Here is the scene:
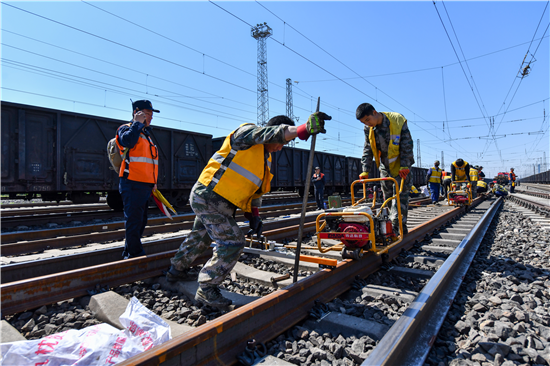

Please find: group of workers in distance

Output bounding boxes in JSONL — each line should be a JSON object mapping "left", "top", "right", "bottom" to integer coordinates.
{"left": 114, "top": 99, "right": 515, "bottom": 308}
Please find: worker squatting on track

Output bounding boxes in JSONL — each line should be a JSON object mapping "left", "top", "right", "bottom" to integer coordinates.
{"left": 116, "top": 100, "right": 160, "bottom": 259}
{"left": 164, "top": 112, "right": 332, "bottom": 307}
{"left": 356, "top": 103, "right": 415, "bottom": 236}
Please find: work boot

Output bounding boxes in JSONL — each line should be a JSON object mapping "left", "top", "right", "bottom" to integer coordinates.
{"left": 166, "top": 266, "right": 198, "bottom": 282}
{"left": 195, "top": 285, "right": 232, "bottom": 307}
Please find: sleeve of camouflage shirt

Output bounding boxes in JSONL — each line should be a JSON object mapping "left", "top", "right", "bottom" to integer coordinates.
{"left": 399, "top": 121, "right": 415, "bottom": 168}
{"left": 230, "top": 123, "right": 290, "bottom": 207}
{"left": 361, "top": 125, "right": 374, "bottom": 173}
{"left": 230, "top": 123, "right": 289, "bottom": 151}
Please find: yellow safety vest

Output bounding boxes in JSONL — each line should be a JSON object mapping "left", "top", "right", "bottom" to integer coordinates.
{"left": 452, "top": 160, "right": 469, "bottom": 181}
{"left": 469, "top": 168, "right": 479, "bottom": 181}
{"left": 369, "top": 112, "right": 406, "bottom": 177}
{"left": 198, "top": 124, "right": 273, "bottom": 212}
{"left": 410, "top": 186, "right": 419, "bottom": 194}
{"left": 428, "top": 167, "right": 442, "bottom": 183}
{"left": 477, "top": 181, "right": 487, "bottom": 188}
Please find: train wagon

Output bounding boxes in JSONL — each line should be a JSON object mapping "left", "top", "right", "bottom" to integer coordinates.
{"left": 520, "top": 170, "right": 550, "bottom": 184}
{"left": 1, "top": 101, "right": 212, "bottom": 210}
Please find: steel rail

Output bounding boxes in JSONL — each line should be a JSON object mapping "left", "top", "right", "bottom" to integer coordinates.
{"left": 116, "top": 200, "right": 481, "bottom": 366}
{"left": 1, "top": 215, "right": 322, "bottom": 284}
{"left": 0, "top": 205, "right": 324, "bottom": 257}
{"left": 363, "top": 197, "right": 501, "bottom": 366}
{"left": 1, "top": 200, "right": 334, "bottom": 244}
{"left": 0, "top": 203, "right": 110, "bottom": 217}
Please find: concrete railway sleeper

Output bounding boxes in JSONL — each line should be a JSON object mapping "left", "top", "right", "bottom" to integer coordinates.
{"left": 0, "top": 196, "right": 508, "bottom": 365}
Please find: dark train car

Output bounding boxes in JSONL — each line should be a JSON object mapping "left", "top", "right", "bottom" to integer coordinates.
{"left": 520, "top": 170, "right": 550, "bottom": 184}
{"left": 269, "top": 146, "right": 347, "bottom": 196}
{"left": 1, "top": 101, "right": 212, "bottom": 209}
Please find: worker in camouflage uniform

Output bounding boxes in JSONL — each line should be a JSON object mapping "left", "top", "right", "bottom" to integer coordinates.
{"left": 356, "top": 103, "right": 414, "bottom": 236}
{"left": 166, "top": 112, "right": 331, "bottom": 307}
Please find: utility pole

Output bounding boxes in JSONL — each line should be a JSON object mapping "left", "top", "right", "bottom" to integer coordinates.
{"left": 441, "top": 151, "right": 445, "bottom": 171}
{"left": 251, "top": 23, "right": 272, "bottom": 126}
{"left": 286, "top": 78, "right": 296, "bottom": 147}
{"left": 417, "top": 139, "right": 421, "bottom": 168}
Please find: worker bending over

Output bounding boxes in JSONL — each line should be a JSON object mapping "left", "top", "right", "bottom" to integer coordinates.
{"left": 451, "top": 159, "right": 471, "bottom": 193}
{"left": 469, "top": 165, "right": 479, "bottom": 198}
{"left": 165, "top": 112, "right": 331, "bottom": 307}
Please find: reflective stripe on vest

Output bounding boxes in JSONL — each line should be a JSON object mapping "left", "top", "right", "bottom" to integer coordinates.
{"left": 368, "top": 112, "right": 406, "bottom": 177}
{"left": 198, "top": 124, "right": 273, "bottom": 212}
{"left": 116, "top": 123, "right": 158, "bottom": 184}
{"left": 470, "top": 168, "right": 479, "bottom": 181}
{"left": 429, "top": 167, "right": 442, "bottom": 183}
{"left": 452, "top": 160, "right": 469, "bottom": 181}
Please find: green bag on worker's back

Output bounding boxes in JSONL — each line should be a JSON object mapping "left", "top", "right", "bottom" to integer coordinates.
{"left": 328, "top": 195, "right": 342, "bottom": 208}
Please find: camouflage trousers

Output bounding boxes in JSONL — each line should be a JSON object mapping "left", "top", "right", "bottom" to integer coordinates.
{"left": 170, "top": 182, "right": 245, "bottom": 286}
{"left": 379, "top": 169, "right": 412, "bottom": 229}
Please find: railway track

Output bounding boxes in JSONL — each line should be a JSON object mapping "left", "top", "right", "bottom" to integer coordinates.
{"left": 0, "top": 193, "right": 329, "bottom": 229}
{"left": 508, "top": 192, "right": 550, "bottom": 230}
{"left": 1, "top": 195, "right": 506, "bottom": 365}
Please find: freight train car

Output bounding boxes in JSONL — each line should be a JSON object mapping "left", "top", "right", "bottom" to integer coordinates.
{"left": 1, "top": 102, "right": 212, "bottom": 210}
{"left": 520, "top": 170, "right": 550, "bottom": 184}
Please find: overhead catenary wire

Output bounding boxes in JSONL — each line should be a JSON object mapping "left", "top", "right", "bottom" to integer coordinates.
{"left": 209, "top": 0, "right": 473, "bottom": 158}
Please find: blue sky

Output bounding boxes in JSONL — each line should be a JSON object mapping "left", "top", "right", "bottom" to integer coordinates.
{"left": 2, "top": 1, "right": 548, "bottom": 179}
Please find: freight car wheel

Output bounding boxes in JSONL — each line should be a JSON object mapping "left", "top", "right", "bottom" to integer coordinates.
{"left": 106, "top": 191, "right": 124, "bottom": 211}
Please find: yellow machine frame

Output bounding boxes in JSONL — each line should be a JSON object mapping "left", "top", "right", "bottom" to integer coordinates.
{"left": 447, "top": 180, "right": 472, "bottom": 206}
{"left": 286, "top": 177, "right": 404, "bottom": 259}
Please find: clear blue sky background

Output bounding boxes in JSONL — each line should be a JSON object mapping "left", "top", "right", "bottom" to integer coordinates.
{"left": 2, "top": 1, "right": 548, "bottom": 180}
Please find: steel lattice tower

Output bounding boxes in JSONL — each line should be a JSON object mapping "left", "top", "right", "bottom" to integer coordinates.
{"left": 251, "top": 23, "right": 272, "bottom": 126}
{"left": 286, "top": 78, "right": 296, "bottom": 147}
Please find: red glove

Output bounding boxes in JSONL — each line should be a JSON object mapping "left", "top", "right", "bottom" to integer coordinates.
{"left": 296, "top": 112, "right": 331, "bottom": 141}
{"left": 399, "top": 168, "right": 410, "bottom": 179}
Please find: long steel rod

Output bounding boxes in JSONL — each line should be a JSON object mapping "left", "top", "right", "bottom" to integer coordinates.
{"left": 293, "top": 97, "right": 320, "bottom": 283}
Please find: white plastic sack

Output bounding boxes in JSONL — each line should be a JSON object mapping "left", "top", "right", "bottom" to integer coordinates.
{"left": 420, "top": 185, "right": 429, "bottom": 197}
{"left": 1, "top": 297, "right": 171, "bottom": 366}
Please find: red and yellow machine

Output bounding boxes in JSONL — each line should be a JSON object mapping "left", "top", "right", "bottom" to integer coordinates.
{"left": 311, "top": 177, "right": 405, "bottom": 260}
{"left": 447, "top": 180, "right": 472, "bottom": 206}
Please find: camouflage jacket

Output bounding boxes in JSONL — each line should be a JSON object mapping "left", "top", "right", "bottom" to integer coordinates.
{"left": 361, "top": 113, "right": 415, "bottom": 173}
{"left": 196, "top": 123, "right": 290, "bottom": 208}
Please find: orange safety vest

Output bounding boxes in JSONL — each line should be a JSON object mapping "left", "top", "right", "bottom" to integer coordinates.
{"left": 198, "top": 124, "right": 273, "bottom": 212}
{"left": 116, "top": 123, "right": 158, "bottom": 184}
{"left": 509, "top": 171, "right": 517, "bottom": 181}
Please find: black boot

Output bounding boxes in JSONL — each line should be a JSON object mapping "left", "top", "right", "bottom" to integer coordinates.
{"left": 195, "top": 285, "right": 232, "bottom": 307}
{"left": 166, "top": 266, "right": 198, "bottom": 282}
